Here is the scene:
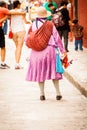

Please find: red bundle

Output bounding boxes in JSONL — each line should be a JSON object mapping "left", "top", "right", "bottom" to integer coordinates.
{"left": 62, "top": 54, "right": 73, "bottom": 68}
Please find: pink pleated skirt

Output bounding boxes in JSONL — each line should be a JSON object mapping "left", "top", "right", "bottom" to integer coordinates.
{"left": 26, "top": 45, "right": 63, "bottom": 82}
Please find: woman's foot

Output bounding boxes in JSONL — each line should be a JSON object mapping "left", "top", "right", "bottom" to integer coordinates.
{"left": 56, "top": 95, "right": 62, "bottom": 100}
{"left": 40, "top": 95, "right": 45, "bottom": 101}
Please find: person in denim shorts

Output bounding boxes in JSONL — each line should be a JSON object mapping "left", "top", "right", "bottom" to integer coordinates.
{"left": 0, "top": 1, "right": 10, "bottom": 69}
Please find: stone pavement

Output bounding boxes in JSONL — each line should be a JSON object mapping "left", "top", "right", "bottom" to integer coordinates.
{"left": 0, "top": 35, "right": 87, "bottom": 130}
{"left": 0, "top": 70, "right": 87, "bottom": 130}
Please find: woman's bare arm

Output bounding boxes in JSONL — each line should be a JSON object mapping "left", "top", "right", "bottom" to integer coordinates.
{"left": 22, "top": 14, "right": 31, "bottom": 24}
{"left": 0, "top": 15, "right": 8, "bottom": 23}
{"left": 9, "top": 10, "right": 26, "bottom": 15}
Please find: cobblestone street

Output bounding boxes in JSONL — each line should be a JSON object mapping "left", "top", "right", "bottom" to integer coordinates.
{"left": 0, "top": 36, "right": 87, "bottom": 130}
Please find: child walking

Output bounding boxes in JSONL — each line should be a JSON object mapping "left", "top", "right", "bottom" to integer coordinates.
{"left": 72, "top": 19, "right": 84, "bottom": 51}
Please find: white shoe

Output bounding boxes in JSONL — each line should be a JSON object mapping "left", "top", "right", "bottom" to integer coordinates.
{"left": 15, "top": 65, "right": 23, "bottom": 70}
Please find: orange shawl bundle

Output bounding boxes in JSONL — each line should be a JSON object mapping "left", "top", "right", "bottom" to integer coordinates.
{"left": 25, "top": 21, "right": 53, "bottom": 51}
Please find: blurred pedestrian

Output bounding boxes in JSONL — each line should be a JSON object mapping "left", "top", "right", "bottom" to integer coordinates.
{"left": 3, "top": 0, "right": 13, "bottom": 35}
{"left": 10, "top": 0, "right": 30, "bottom": 69}
{"left": 72, "top": 19, "right": 83, "bottom": 51}
{"left": 0, "top": 1, "right": 10, "bottom": 69}
{"left": 67, "top": 0, "right": 73, "bottom": 42}
{"left": 0, "top": 1, "right": 27, "bottom": 69}
{"left": 2, "top": 1, "right": 9, "bottom": 35}
{"left": 26, "top": 7, "right": 65, "bottom": 101}
{"left": 57, "top": 1, "right": 70, "bottom": 52}
{"left": 0, "top": 0, "right": 26, "bottom": 69}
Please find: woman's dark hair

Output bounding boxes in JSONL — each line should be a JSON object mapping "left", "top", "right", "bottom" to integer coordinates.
{"left": 60, "top": 1, "right": 68, "bottom": 6}
{"left": 0, "top": 1, "right": 6, "bottom": 7}
{"left": 48, "top": 3, "right": 53, "bottom": 7}
{"left": 48, "top": 3, "right": 56, "bottom": 14}
{"left": 13, "top": 0, "right": 21, "bottom": 9}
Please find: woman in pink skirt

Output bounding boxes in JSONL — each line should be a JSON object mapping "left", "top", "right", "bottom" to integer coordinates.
{"left": 26, "top": 7, "right": 65, "bottom": 101}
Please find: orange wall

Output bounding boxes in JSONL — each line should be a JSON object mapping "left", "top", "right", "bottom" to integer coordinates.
{"left": 78, "top": 0, "right": 87, "bottom": 48}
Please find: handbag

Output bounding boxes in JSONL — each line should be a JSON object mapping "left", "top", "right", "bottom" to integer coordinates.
{"left": 8, "top": 18, "right": 13, "bottom": 39}
{"left": 8, "top": 30, "right": 13, "bottom": 39}
{"left": 56, "top": 48, "right": 64, "bottom": 74}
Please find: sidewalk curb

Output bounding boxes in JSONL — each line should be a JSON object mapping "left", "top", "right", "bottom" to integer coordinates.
{"left": 64, "top": 71, "right": 87, "bottom": 97}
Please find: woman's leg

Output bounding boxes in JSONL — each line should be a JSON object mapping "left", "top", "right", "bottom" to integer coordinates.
{"left": 63, "top": 30, "right": 69, "bottom": 52}
{"left": 79, "top": 39, "right": 83, "bottom": 50}
{"left": 15, "top": 42, "right": 23, "bottom": 64}
{"left": 1, "top": 47, "right": 6, "bottom": 62}
{"left": 52, "top": 79, "right": 62, "bottom": 100}
{"left": 75, "top": 40, "right": 78, "bottom": 51}
{"left": 38, "top": 81, "right": 45, "bottom": 100}
{"left": 13, "top": 31, "right": 25, "bottom": 69}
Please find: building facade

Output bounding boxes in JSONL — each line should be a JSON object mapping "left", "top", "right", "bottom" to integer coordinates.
{"left": 76, "top": 0, "right": 87, "bottom": 48}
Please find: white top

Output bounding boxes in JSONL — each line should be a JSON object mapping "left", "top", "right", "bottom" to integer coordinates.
{"left": 11, "top": 9, "right": 25, "bottom": 33}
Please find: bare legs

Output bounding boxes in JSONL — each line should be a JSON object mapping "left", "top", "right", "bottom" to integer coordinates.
{"left": 1, "top": 47, "right": 6, "bottom": 62}
{"left": 13, "top": 31, "right": 25, "bottom": 69}
{"left": 15, "top": 42, "right": 23, "bottom": 65}
{"left": 0, "top": 47, "right": 10, "bottom": 69}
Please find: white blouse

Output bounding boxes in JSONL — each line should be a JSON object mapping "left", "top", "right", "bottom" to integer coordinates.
{"left": 11, "top": 9, "right": 25, "bottom": 33}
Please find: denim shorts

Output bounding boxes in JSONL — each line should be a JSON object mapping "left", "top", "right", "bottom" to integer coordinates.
{"left": 0, "top": 27, "right": 5, "bottom": 48}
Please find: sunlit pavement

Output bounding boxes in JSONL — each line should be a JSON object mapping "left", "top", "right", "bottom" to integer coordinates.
{"left": 64, "top": 41, "right": 87, "bottom": 97}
